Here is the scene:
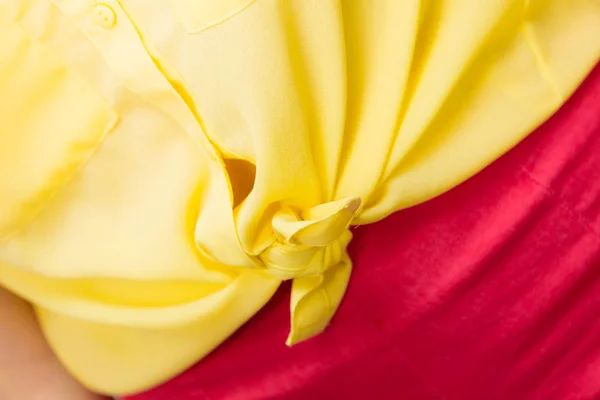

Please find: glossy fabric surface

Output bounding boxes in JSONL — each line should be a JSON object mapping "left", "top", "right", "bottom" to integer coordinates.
{"left": 0, "top": 0, "right": 599, "bottom": 394}
{"left": 128, "top": 62, "right": 600, "bottom": 400}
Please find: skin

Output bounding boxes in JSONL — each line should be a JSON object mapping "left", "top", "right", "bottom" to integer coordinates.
{"left": 0, "top": 286, "right": 110, "bottom": 400}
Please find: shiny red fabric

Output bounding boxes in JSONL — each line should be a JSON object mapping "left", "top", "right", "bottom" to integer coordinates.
{"left": 126, "top": 63, "right": 600, "bottom": 400}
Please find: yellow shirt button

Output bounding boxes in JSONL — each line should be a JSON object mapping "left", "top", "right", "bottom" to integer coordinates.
{"left": 93, "top": 4, "right": 116, "bottom": 29}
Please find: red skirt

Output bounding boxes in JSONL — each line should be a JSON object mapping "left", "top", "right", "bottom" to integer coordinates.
{"left": 126, "top": 62, "right": 600, "bottom": 400}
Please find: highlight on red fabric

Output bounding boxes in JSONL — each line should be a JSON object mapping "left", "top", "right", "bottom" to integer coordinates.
{"left": 126, "top": 62, "right": 600, "bottom": 400}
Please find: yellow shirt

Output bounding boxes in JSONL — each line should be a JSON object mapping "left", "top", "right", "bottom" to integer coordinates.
{"left": 1, "top": 0, "right": 599, "bottom": 395}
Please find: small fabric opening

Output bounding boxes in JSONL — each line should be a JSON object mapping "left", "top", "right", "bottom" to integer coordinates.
{"left": 224, "top": 157, "right": 256, "bottom": 208}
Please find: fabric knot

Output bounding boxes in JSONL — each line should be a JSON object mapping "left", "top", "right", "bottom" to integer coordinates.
{"left": 257, "top": 197, "right": 361, "bottom": 280}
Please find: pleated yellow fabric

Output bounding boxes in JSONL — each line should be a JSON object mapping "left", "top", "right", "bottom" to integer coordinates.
{"left": 0, "top": 0, "right": 599, "bottom": 395}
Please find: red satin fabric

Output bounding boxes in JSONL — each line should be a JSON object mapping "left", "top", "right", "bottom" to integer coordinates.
{"left": 126, "top": 62, "right": 600, "bottom": 400}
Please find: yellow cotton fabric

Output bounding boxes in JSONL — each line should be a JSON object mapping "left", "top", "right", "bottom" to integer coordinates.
{"left": 0, "top": 0, "right": 599, "bottom": 395}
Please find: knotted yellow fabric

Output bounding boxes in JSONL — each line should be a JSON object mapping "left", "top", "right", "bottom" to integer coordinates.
{"left": 255, "top": 197, "right": 360, "bottom": 344}
{"left": 0, "top": 0, "right": 599, "bottom": 395}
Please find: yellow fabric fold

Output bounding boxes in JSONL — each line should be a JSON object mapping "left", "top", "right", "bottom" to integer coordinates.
{"left": 287, "top": 259, "right": 352, "bottom": 346}
{"left": 0, "top": 0, "right": 599, "bottom": 395}
{"left": 0, "top": 14, "right": 119, "bottom": 238}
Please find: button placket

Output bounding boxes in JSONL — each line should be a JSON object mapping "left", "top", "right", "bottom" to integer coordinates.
{"left": 51, "top": 0, "right": 203, "bottom": 141}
